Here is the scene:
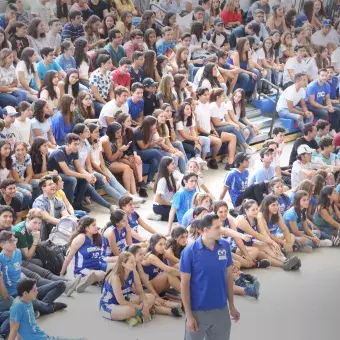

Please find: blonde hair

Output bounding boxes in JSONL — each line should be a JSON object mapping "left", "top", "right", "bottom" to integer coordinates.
{"left": 26, "top": 208, "right": 44, "bottom": 221}
{"left": 159, "top": 74, "right": 174, "bottom": 102}
{"left": 192, "top": 192, "right": 210, "bottom": 207}
{"left": 0, "top": 48, "right": 12, "bottom": 67}
{"left": 108, "top": 251, "right": 134, "bottom": 286}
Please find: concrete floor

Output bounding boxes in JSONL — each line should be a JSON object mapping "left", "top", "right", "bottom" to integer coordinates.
{"left": 38, "top": 143, "right": 340, "bottom": 340}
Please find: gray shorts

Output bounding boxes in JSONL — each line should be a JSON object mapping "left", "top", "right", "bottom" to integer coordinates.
{"left": 184, "top": 307, "right": 231, "bottom": 340}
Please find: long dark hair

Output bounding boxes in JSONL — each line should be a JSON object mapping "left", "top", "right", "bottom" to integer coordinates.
{"left": 68, "top": 216, "right": 102, "bottom": 248}
{"left": 240, "top": 199, "right": 257, "bottom": 215}
{"left": 20, "top": 47, "right": 35, "bottom": 74}
{"left": 77, "top": 91, "right": 95, "bottom": 120}
{"left": 146, "top": 233, "right": 166, "bottom": 260}
{"left": 59, "top": 94, "right": 75, "bottom": 126}
{"left": 74, "top": 38, "right": 89, "bottom": 68}
{"left": 106, "top": 209, "right": 126, "bottom": 228}
{"left": 144, "top": 28, "right": 157, "bottom": 52}
{"left": 162, "top": 11, "right": 176, "bottom": 27}
{"left": 116, "top": 112, "right": 134, "bottom": 142}
{"left": 101, "top": 13, "right": 118, "bottom": 38}
{"left": 0, "top": 140, "right": 12, "bottom": 170}
{"left": 137, "top": 10, "right": 155, "bottom": 31}
{"left": 231, "top": 88, "right": 246, "bottom": 119}
{"left": 156, "top": 55, "right": 167, "bottom": 78}
{"left": 106, "top": 122, "right": 122, "bottom": 149}
{"left": 303, "top": 0, "right": 314, "bottom": 22}
{"left": 198, "top": 63, "right": 220, "bottom": 88}
{"left": 28, "top": 18, "right": 46, "bottom": 39}
{"left": 259, "top": 194, "right": 280, "bottom": 225}
{"left": 29, "top": 137, "right": 48, "bottom": 173}
{"left": 87, "top": 122, "right": 100, "bottom": 145}
{"left": 175, "top": 46, "right": 189, "bottom": 71}
{"left": 236, "top": 37, "right": 249, "bottom": 63}
{"left": 154, "top": 156, "right": 177, "bottom": 194}
{"left": 139, "top": 116, "right": 157, "bottom": 144}
{"left": 318, "top": 185, "right": 335, "bottom": 211}
{"left": 165, "top": 226, "right": 187, "bottom": 259}
{"left": 33, "top": 99, "right": 48, "bottom": 123}
{"left": 56, "top": 0, "right": 68, "bottom": 19}
{"left": 262, "top": 36, "right": 274, "bottom": 59}
{"left": 292, "top": 190, "right": 308, "bottom": 218}
{"left": 38, "top": 70, "right": 58, "bottom": 100}
{"left": 174, "top": 74, "right": 187, "bottom": 104}
{"left": 313, "top": 174, "right": 326, "bottom": 197}
{"left": 285, "top": 8, "right": 296, "bottom": 29}
{"left": 0, "top": 27, "right": 9, "bottom": 49}
{"left": 143, "top": 50, "right": 157, "bottom": 79}
{"left": 190, "top": 22, "right": 203, "bottom": 42}
{"left": 64, "top": 69, "right": 80, "bottom": 98}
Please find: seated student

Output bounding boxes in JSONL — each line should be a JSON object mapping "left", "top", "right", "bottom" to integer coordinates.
{"left": 15, "top": 47, "right": 40, "bottom": 103}
{"left": 12, "top": 208, "right": 44, "bottom": 267}
{"left": 282, "top": 45, "right": 309, "bottom": 90}
{"left": 0, "top": 230, "right": 67, "bottom": 315}
{"left": 104, "top": 28, "right": 126, "bottom": 68}
{"left": 236, "top": 199, "right": 300, "bottom": 270}
{"left": 0, "top": 205, "right": 15, "bottom": 232}
{"left": 315, "top": 119, "right": 331, "bottom": 143}
{"left": 156, "top": 26, "right": 176, "bottom": 58}
{"left": 39, "top": 70, "right": 61, "bottom": 115}
{"left": 57, "top": 69, "right": 85, "bottom": 101}
{"left": 269, "top": 177, "right": 291, "bottom": 215}
{"left": 250, "top": 9, "right": 269, "bottom": 42}
{"left": 313, "top": 136, "right": 340, "bottom": 171}
{"left": 326, "top": 66, "right": 340, "bottom": 110}
{"left": 55, "top": 40, "right": 77, "bottom": 72}
{"left": 167, "top": 172, "right": 198, "bottom": 235}
{"left": 127, "top": 82, "right": 144, "bottom": 126}
{"left": 0, "top": 180, "right": 23, "bottom": 225}
{"left": 98, "top": 86, "right": 129, "bottom": 134}
{"left": 61, "top": 10, "right": 85, "bottom": 42}
{"left": 219, "top": 152, "right": 250, "bottom": 206}
{"left": 9, "top": 278, "right": 84, "bottom": 339}
{"left": 32, "top": 176, "right": 69, "bottom": 241}
{"left": 165, "top": 227, "right": 188, "bottom": 267}
{"left": 112, "top": 57, "right": 131, "bottom": 89}
{"left": 61, "top": 216, "right": 110, "bottom": 293}
{"left": 89, "top": 54, "right": 114, "bottom": 117}
{"left": 314, "top": 185, "right": 340, "bottom": 244}
{"left": 46, "top": 18, "right": 62, "bottom": 55}
{"left": 221, "top": 0, "right": 242, "bottom": 28}
{"left": 2, "top": 107, "right": 22, "bottom": 149}
{"left": 248, "top": 147, "right": 281, "bottom": 186}
{"left": 129, "top": 51, "right": 145, "bottom": 86}
{"left": 99, "top": 251, "right": 155, "bottom": 325}
{"left": 13, "top": 102, "right": 32, "bottom": 146}
{"left": 102, "top": 209, "right": 132, "bottom": 258}
{"left": 205, "top": 18, "right": 230, "bottom": 53}
{"left": 306, "top": 68, "right": 340, "bottom": 133}
{"left": 47, "top": 133, "right": 96, "bottom": 212}
{"left": 119, "top": 195, "right": 157, "bottom": 243}
{"left": 229, "top": 22, "right": 260, "bottom": 50}
{"left": 289, "top": 123, "right": 319, "bottom": 166}
{"left": 31, "top": 99, "right": 57, "bottom": 150}
{"left": 277, "top": 73, "right": 314, "bottom": 132}
{"left": 143, "top": 78, "right": 159, "bottom": 117}
{"left": 283, "top": 190, "right": 331, "bottom": 252}
{"left": 9, "top": 21, "right": 29, "bottom": 62}
{"left": 74, "top": 91, "right": 98, "bottom": 125}
{"left": 123, "top": 29, "right": 144, "bottom": 60}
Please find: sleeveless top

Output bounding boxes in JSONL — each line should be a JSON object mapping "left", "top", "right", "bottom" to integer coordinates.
{"left": 101, "top": 225, "right": 127, "bottom": 258}
{"left": 313, "top": 207, "right": 338, "bottom": 234}
{"left": 237, "top": 214, "right": 257, "bottom": 246}
{"left": 100, "top": 271, "right": 134, "bottom": 307}
{"left": 142, "top": 255, "right": 167, "bottom": 280}
{"left": 74, "top": 236, "right": 102, "bottom": 275}
{"left": 127, "top": 211, "right": 140, "bottom": 244}
{"left": 103, "top": 141, "right": 118, "bottom": 168}
{"left": 267, "top": 220, "right": 281, "bottom": 236}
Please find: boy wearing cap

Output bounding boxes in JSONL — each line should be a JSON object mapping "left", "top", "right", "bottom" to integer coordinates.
{"left": 143, "top": 78, "right": 159, "bottom": 117}
{"left": 2, "top": 107, "right": 22, "bottom": 149}
{"left": 311, "top": 20, "right": 337, "bottom": 50}
{"left": 111, "top": 57, "right": 132, "bottom": 90}
{"left": 206, "top": 18, "right": 230, "bottom": 53}
{"left": 219, "top": 152, "right": 250, "bottom": 206}
{"left": 248, "top": 147, "right": 280, "bottom": 186}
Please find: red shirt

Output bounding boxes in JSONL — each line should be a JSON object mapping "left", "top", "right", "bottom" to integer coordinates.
{"left": 112, "top": 69, "right": 131, "bottom": 88}
{"left": 221, "top": 10, "right": 242, "bottom": 25}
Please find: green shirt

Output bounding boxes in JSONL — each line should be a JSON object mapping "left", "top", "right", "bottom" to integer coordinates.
{"left": 12, "top": 221, "right": 33, "bottom": 250}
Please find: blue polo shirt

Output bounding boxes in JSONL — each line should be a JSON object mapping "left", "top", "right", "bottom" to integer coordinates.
{"left": 328, "top": 77, "right": 338, "bottom": 100}
{"left": 0, "top": 249, "right": 22, "bottom": 296}
{"left": 306, "top": 80, "right": 331, "bottom": 106}
{"left": 127, "top": 97, "right": 144, "bottom": 121}
{"left": 180, "top": 237, "right": 233, "bottom": 311}
{"left": 172, "top": 187, "right": 197, "bottom": 224}
{"left": 224, "top": 168, "right": 249, "bottom": 206}
{"left": 31, "top": 60, "right": 62, "bottom": 89}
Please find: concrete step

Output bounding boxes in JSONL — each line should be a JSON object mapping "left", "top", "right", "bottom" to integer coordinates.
{"left": 248, "top": 116, "right": 272, "bottom": 128}
{"left": 250, "top": 118, "right": 283, "bottom": 145}
{"left": 245, "top": 107, "right": 263, "bottom": 119}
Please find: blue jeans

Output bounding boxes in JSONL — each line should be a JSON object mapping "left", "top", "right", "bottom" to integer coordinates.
{"left": 216, "top": 125, "right": 253, "bottom": 145}
{"left": 0, "top": 311, "right": 9, "bottom": 337}
{"left": 16, "top": 186, "right": 32, "bottom": 209}
{"left": 278, "top": 107, "right": 314, "bottom": 131}
{"left": 86, "top": 183, "right": 112, "bottom": 209}
{"left": 153, "top": 204, "right": 178, "bottom": 222}
{"left": 137, "top": 148, "right": 163, "bottom": 183}
{"left": 0, "top": 296, "right": 13, "bottom": 312}
{"left": 93, "top": 101, "right": 104, "bottom": 118}
{"left": 307, "top": 105, "right": 340, "bottom": 132}
{"left": 189, "top": 63, "right": 201, "bottom": 83}
{"left": 159, "top": 149, "right": 186, "bottom": 174}
{"left": 172, "top": 141, "right": 188, "bottom": 163}
{"left": 59, "top": 174, "right": 88, "bottom": 206}
{"left": 94, "top": 171, "right": 127, "bottom": 201}
{"left": 0, "top": 89, "right": 27, "bottom": 107}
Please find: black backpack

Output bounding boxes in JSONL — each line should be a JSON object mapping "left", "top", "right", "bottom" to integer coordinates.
{"left": 36, "top": 240, "right": 66, "bottom": 275}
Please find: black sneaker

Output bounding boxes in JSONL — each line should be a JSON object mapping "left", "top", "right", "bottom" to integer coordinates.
{"left": 291, "top": 258, "right": 301, "bottom": 270}
{"left": 140, "top": 180, "right": 147, "bottom": 189}
{"left": 281, "top": 247, "right": 288, "bottom": 257}
{"left": 52, "top": 302, "right": 67, "bottom": 312}
{"left": 292, "top": 244, "right": 299, "bottom": 252}
{"left": 282, "top": 255, "right": 299, "bottom": 271}
{"left": 255, "top": 259, "right": 271, "bottom": 268}
{"left": 208, "top": 159, "right": 218, "bottom": 169}
{"left": 138, "top": 187, "right": 148, "bottom": 198}
{"left": 224, "top": 163, "right": 232, "bottom": 171}
{"left": 241, "top": 273, "right": 258, "bottom": 284}
{"left": 170, "top": 307, "right": 182, "bottom": 317}
{"left": 74, "top": 204, "right": 90, "bottom": 213}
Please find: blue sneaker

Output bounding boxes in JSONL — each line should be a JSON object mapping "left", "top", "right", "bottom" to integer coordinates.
{"left": 244, "top": 281, "right": 260, "bottom": 299}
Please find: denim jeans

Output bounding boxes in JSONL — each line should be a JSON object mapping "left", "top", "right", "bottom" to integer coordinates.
{"left": 182, "top": 136, "right": 210, "bottom": 158}
{"left": 189, "top": 63, "right": 201, "bottom": 83}
{"left": 137, "top": 148, "right": 163, "bottom": 183}
{"left": 93, "top": 101, "right": 104, "bottom": 118}
{"left": 0, "top": 311, "right": 9, "bottom": 338}
{"left": 153, "top": 204, "right": 178, "bottom": 222}
{"left": 59, "top": 174, "right": 88, "bottom": 206}
{"left": 0, "top": 296, "right": 13, "bottom": 312}
{"left": 94, "top": 171, "right": 127, "bottom": 201}
{"left": 16, "top": 186, "right": 32, "bottom": 209}
{"left": 172, "top": 141, "right": 188, "bottom": 163}
{"left": 278, "top": 107, "right": 314, "bottom": 131}
{"left": 307, "top": 105, "right": 340, "bottom": 132}
{"left": 216, "top": 125, "right": 253, "bottom": 145}
{"left": 86, "top": 183, "right": 112, "bottom": 209}
{"left": 159, "top": 149, "right": 186, "bottom": 174}
{"left": 0, "top": 90, "right": 27, "bottom": 107}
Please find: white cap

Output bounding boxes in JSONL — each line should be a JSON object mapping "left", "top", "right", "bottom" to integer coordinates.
{"left": 297, "top": 144, "right": 314, "bottom": 155}
{"left": 4, "top": 106, "right": 18, "bottom": 116}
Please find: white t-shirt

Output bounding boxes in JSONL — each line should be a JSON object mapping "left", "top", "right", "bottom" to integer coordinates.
{"left": 209, "top": 102, "right": 227, "bottom": 121}
{"left": 2, "top": 125, "right": 22, "bottom": 149}
{"left": 30, "top": 1, "right": 55, "bottom": 27}
{"left": 175, "top": 119, "right": 196, "bottom": 142}
{"left": 46, "top": 31, "right": 61, "bottom": 53}
{"left": 291, "top": 160, "right": 313, "bottom": 189}
{"left": 196, "top": 101, "right": 211, "bottom": 132}
{"left": 90, "top": 141, "right": 102, "bottom": 167}
{"left": 276, "top": 84, "right": 306, "bottom": 112}
{"left": 193, "top": 67, "right": 222, "bottom": 90}
{"left": 331, "top": 47, "right": 340, "bottom": 71}
{"left": 98, "top": 100, "right": 129, "bottom": 128}
{"left": 311, "top": 30, "right": 337, "bottom": 47}
{"left": 282, "top": 57, "right": 307, "bottom": 85}
{"left": 16, "top": 61, "right": 37, "bottom": 89}
{"left": 13, "top": 118, "right": 31, "bottom": 145}
{"left": 225, "top": 101, "right": 241, "bottom": 121}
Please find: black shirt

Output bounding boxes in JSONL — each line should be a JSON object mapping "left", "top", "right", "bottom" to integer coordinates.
{"left": 289, "top": 137, "right": 319, "bottom": 165}
{"left": 143, "top": 91, "right": 159, "bottom": 116}
{"left": 0, "top": 196, "right": 21, "bottom": 219}
{"left": 88, "top": 0, "right": 107, "bottom": 20}
{"left": 9, "top": 35, "right": 30, "bottom": 59}
{"left": 47, "top": 146, "right": 79, "bottom": 173}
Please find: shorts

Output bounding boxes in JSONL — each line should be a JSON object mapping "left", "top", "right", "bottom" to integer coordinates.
{"left": 76, "top": 262, "right": 107, "bottom": 277}
{"left": 100, "top": 294, "right": 132, "bottom": 320}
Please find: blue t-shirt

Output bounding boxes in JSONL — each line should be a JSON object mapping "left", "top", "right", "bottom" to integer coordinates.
{"left": 277, "top": 194, "right": 291, "bottom": 215}
{"left": 181, "top": 208, "right": 194, "bottom": 228}
{"left": 31, "top": 60, "right": 62, "bottom": 89}
{"left": 0, "top": 249, "right": 22, "bottom": 296}
{"left": 283, "top": 207, "right": 306, "bottom": 232}
{"left": 172, "top": 187, "right": 197, "bottom": 225}
{"left": 127, "top": 97, "right": 144, "bottom": 122}
{"left": 10, "top": 298, "right": 47, "bottom": 340}
{"left": 224, "top": 168, "right": 249, "bottom": 206}
{"left": 156, "top": 39, "right": 176, "bottom": 56}
{"left": 296, "top": 13, "right": 309, "bottom": 27}
{"left": 306, "top": 80, "right": 331, "bottom": 106}
{"left": 55, "top": 54, "right": 76, "bottom": 71}
{"left": 328, "top": 77, "right": 339, "bottom": 100}
{"left": 248, "top": 164, "right": 275, "bottom": 186}
{"left": 180, "top": 237, "right": 232, "bottom": 311}
{"left": 0, "top": 14, "right": 6, "bottom": 29}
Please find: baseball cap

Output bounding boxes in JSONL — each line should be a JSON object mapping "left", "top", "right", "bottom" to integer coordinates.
{"left": 234, "top": 152, "right": 250, "bottom": 166}
{"left": 294, "top": 44, "right": 306, "bottom": 52}
{"left": 4, "top": 106, "right": 19, "bottom": 116}
{"left": 297, "top": 144, "right": 314, "bottom": 155}
{"left": 214, "top": 18, "right": 224, "bottom": 26}
{"left": 260, "top": 147, "right": 274, "bottom": 158}
{"left": 249, "top": 22, "right": 260, "bottom": 35}
{"left": 142, "top": 77, "right": 158, "bottom": 87}
{"left": 322, "top": 19, "right": 332, "bottom": 27}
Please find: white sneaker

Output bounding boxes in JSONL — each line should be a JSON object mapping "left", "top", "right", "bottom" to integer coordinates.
{"left": 246, "top": 147, "right": 257, "bottom": 155}
{"left": 319, "top": 239, "right": 333, "bottom": 247}
{"left": 131, "top": 195, "right": 145, "bottom": 205}
{"left": 147, "top": 182, "right": 154, "bottom": 190}
{"left": 147, "top": 213, "right": 162, "bottom": 221}
{"left": 195, "top": 156, "right": 207, "bottom": 168}
{"left": 222, "top": 157, "right": 229, "bottom": 164}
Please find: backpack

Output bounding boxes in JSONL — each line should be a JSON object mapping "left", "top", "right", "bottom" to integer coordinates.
{"left": 36, "top": 240, "right": 65, "bottom": 275}
{"left": 48, "top": 216, "right": 78, "bottom": 247}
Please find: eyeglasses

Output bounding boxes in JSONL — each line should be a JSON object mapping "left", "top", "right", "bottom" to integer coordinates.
{"left": 45, "top": 182, "right": 56, "bottom": 187}
{"left": 6, "top": 239, "right": 17, "bottom": 244}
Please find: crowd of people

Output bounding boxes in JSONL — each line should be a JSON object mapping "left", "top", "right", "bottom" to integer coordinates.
{"left": 0, "top": 0, "right": 339, "bottom": 338}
